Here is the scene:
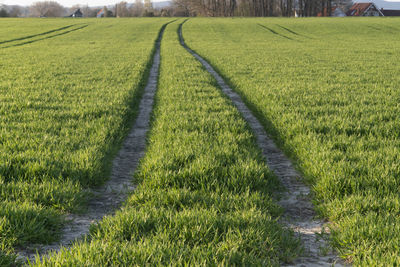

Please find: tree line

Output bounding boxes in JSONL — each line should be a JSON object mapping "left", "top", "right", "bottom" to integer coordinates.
{"left": 0, "top": 0, "right": 352, "bottom": 18}
{"left": 0, "top": 0, "right": 159, "bottom": 18}
{"left": 172, "top": 0, "right": 352, "bottom": 17}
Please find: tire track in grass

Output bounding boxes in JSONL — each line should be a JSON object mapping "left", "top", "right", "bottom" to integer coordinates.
{"left": 1, "top": 25, "right": 89, "bottom": 49}
{"left": 179, "top": 21, "right": 344, "bottom": 267}
{"left": 276, "top": 24, "right": 313, "bottom": 39}
{"left": 257, "top": 23, "right": 296, "bottom": 41}
{"left": 0, "top": 24, "right": 76, "bottom": 45}
{"left": 17, "top": 21, "right": 171, "bottom": 264}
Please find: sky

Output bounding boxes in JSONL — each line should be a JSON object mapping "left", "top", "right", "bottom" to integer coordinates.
{"left": 1, "top": 0, "right": 168, "bottom": 7}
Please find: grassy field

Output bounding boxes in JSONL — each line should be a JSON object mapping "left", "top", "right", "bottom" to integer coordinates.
{"left": 2, "top": 16, "right": 400, "bottom": 266}
{"left": 0, "top": 18, "right": 169, "bottom": 264}
{"left": 0, "top": 19, "right": 82, "bottom": 45}
{"left": 31, "top": 20, "right": 301, "bottom": 266}
{"left": 183, "top": 17, "right": 400, "bottom": 265}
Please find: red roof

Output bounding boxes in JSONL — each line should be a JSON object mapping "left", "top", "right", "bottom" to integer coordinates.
{"left": 346, "top": 3, "right": 373, "bottom": 16}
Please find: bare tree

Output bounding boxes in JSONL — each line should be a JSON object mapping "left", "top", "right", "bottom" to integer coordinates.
{"left": 0, "top": 5, "right": 8, "bottom": 17}
{"left": 173, "top": 0, "right": 338, "bottom": 17}
{"left": 332, "top": 0, "right": 352, "bottom": 12}
{"left": 116, "top": 1, "right": 129, "bottom": 17}
{"left": 30, "top": 1, "right": 65, "bottom": 17}
{"left": 69, "top": 4, "right": 80, "bottom": 14}
{"left": 79, "top": 4, "right": 91, "bottom": 17}
{"left": 130, "top": 0, "right": 144, "bottom": 16}
{"left": 144, "top": 0, "right": 153, "bottom": 10}
{"left": 143, "top": 0, "right": 154, "bottom": 16}
{"left": 0, "top": 4, "right": 26, "bottom": 17}
{"left": 172, "top": 0, "right": 190, "bottom": 16}
{"left": 103, "top": 5, "right": 109, "bottom": 17}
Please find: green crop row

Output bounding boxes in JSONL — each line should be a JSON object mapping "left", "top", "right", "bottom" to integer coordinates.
{"left": 0, "top": 18, "right": 169, "bottom": 263}
{"left": 182, "top": 18, "right": 400, "bottom": 265}
{"left": 31, "top": 21, "right": 301, "bottom": 266}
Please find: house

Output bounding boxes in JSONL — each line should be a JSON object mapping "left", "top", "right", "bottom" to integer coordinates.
{"left": 70, "top": 8, "right": 83, "bottom": 17}
{"left": 346, "top": 2, "right": 384, "bottom": 16}
{"left": 380, "top": 8, "right": 400, "bottom": 16}
{"left": 97, "top": 8, "right": 113, "bottom": 17}
{"left": 97, "top": 8, "right": 105, "bottom": 17}
{"left": 317, "top": 7, "right": 346, "bottom": 17}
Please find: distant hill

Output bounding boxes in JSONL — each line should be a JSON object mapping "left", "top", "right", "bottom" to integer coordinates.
{"left": 355, "top": 0, "right": 400, "bottom": 9}
{"left": 153, "top": 1, "right": 172, "bottom": 9}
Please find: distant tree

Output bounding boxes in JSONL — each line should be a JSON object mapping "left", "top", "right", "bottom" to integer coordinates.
{"left": 172, "top": 0, "right": 203, "bottom": 16}
{"left": 144, "top": 0, "right": 153, "bottom": 10}
{"left": 143, "top": 10, "right": 154, "bottom": 16}
{"left": 143, "top": 0, "right": 154, "bottom": 16}
{"left": 69, "top": 4, "right": 80, "bottom": 13}
{"left": 103, "top": 6, "right": 108, "bottom": 17}
{"left": 116, "top": 1, "right": 129, "bottom": 17}
{"left": 85, "top": 7, "right": 100, "bottom": 17}
{"left": 29, "top": 1, "right": 65, "bottom": 17}
{"left": 172, "top": 0, "right": 190, "bottom": 16}
{"left": 68, "top": 4, "right": 80, "bottom": 16}
{"left": 173, "top": 0, "right": 240, "bottom": 16}
{"left": 130, "top": 0, "right": 144, "bottom": 16}
{"left": 81, "top": 5, "right": 91, "bottom": 17}
{"left": 332, "top": 0, "right": 352, "bottom": 12}
{"left": 0, "top": 6, "right": 9, "bottom": 17}
{"left": 8, "top": 5, "right": 22, "bottom": 17}
{"left": 160, "top": 8, "right": 172, "bottom": 16}
{"left": 170, "top": 0, "right": 335, "bottom": 17}
{"left": 102, "top": 6, "right": 113, "bottom": 17}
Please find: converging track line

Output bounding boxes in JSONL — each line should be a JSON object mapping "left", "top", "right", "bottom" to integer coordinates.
{"left": 178, "top": 21, "right": 344, "bottom": 267}
{"left": 0, "top": 24, "right": 76, "bottom": 45}
{"left": 17, "top": 22, "right": 170, "bottom": 263}
{"left": 257, "top": 23, "right": 295, "bottom": 41}
{"left": 1, "top": 25, "right": 89, "bottom": 49}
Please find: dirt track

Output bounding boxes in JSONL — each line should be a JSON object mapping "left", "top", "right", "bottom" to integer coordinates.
{"left": 17, "top": 20, "right": 344, "bottom": 266}
{"left": 179, "top": 21, "right": 344, "bottom": 267}
{"left": 17, "top": 23, "right": 167, "bottom": 264}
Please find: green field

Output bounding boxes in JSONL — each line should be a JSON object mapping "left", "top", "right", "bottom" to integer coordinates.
{"left": 0, "top": 18, "right": 169, "bottom": 265}
{"left": 1, "top": 17, "right": 400, "bottom": 266}
{"left": 0, "top": 19, "right": 81, "bottom": 44}
{"left": 183, "top": 18, "right": 400, "bottom": 265}
{"left": 32, "top": 21, "right": 300, "bottom": 266}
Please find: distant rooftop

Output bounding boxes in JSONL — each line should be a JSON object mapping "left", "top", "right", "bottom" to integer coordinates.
{"left": 355, "top": 0, "right": 400, "bottom": 9}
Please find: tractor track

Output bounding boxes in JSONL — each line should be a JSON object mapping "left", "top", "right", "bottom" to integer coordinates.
{"left": 0, "top": 24, "right": 76, "bottom": 45}
{"left": 1, "top": 25, "right": 88, "bottom": 49}
{"left": 179, "top": 21, "right": 345, "bottom": 267}
{"left": 16, "top": 22, "right": 169, "bottom": 264}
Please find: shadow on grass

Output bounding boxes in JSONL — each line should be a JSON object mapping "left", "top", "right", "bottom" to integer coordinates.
{"left": 0, "top": 24, "right": 76, "bottom": 45}
{"left": 276, "top": 24, "right": 313, "bottom": 39}
{"left": 257, "top": 23, "right": 297, "bottom": 41}
{"left": 2, "top": 24, "right": 88, "bottom": 49}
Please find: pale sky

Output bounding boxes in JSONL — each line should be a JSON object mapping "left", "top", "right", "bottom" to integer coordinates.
{"left": 1, "top": 0, "right": 167, "bottom": 8}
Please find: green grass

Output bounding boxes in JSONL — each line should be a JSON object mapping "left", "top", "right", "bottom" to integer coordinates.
{"left": 31, "top": 20, "right": 301, "bottom": 266}
{"left": 0, "top": 19, "right": 78, "bottom": 44}
{"left": 3, "top": 17, "right": 398, "bottom": 266}
{"left": 182, "top": 17, "right": 400, "bottom": 265}
{"left": 0, "top": 18, "right": 169, "bottom": 262}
